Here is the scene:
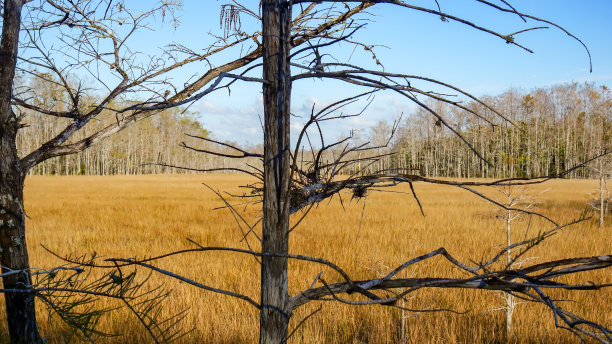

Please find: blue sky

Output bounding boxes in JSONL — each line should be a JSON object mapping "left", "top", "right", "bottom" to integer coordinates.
{"left": 106, "top": 1, "right": 612, "bottom": 145}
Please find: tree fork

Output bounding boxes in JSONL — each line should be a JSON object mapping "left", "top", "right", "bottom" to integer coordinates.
{"left": 0, "top": 0, "right": 43, "bottom": 343}
{"left": 260, "top": 0, "right": 292, "bottom": 343}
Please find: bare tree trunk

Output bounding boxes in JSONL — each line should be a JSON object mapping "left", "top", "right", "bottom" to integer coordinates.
{"left": 0, "top": 169, "right": 41, "bottom": 344}
{"left": 260, "top": 1, "right": 292, "bottom": 343}
{"left": 600, "top": 158, "right": 605, "bottom": 228}
{"left": 0, "top": 1, "right": 43, "bottom": 342}
{"left": 505, "top": 202, "right": 515, "bottom": 336}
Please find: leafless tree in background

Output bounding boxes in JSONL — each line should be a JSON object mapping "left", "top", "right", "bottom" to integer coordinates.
{"left": 591, "top": 154, "right": 611, "bottom": 227}
{"left": 492, "top": 185, "right": 543, "bottom": 337}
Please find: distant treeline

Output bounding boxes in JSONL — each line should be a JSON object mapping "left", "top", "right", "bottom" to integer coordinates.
{"left": 15, "top": 71, "right": 261, "bottom": 176}
{"left": 350, "top": 83, "right": 610, "bottom": 179}
{"left": 17, "top": 82, "right": 610, "bottom": 178}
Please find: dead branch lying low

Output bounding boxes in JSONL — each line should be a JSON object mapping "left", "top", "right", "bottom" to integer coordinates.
{"left": 41, "top": 216, "right": 612, "bottom": 343}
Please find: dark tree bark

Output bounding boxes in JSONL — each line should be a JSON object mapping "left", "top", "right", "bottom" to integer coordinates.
{"left": 0, "top": 0, "right": 43, "bottom": 343}
{"left": 260, "top": 0, "right": 292, "bottom": 343}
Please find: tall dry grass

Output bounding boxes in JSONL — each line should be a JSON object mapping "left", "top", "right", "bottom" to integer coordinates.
{"left": 0, "top": 174, "right": 609, "bottom": 343}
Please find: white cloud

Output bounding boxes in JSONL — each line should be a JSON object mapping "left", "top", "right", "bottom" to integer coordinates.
{"left": 291, "top": 121, "right": 304, "bottom": 131}
{"left": 241, "top": 127, "right": 260, "bottom": 136}
{"left": 192, "top": 93, "right": 418, "bottom": 146}
{"left": 195, "top": 100, "right": 233, "bottom": 115}
{"left": 550, "top": 73, "right": 612, "bottom": 86}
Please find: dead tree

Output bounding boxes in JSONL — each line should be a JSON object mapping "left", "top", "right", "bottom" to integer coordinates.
{"left": 591, "top": 154, "right": 611, "bottom": 227}
{"left": 253, "top": 2, "right": 606, "bottom": 341}
{"left": 91, "top": 1, "right": 609, "bottom": 343}
{"left": 0, "top": 1, "right": 38, "bottom": 341}
{"left": 493, "top": 184, "right": 542, "bottom": 336}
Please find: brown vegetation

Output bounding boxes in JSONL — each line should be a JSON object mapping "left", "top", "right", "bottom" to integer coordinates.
{"left": 0, "top": 174, "right": 608, "bottom": 343}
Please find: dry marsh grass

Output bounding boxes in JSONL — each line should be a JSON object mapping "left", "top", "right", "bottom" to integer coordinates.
{"left": 0, "top": 174, "right": 609, "bottom": 343}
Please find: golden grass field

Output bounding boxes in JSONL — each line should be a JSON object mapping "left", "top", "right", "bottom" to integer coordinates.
{"left": 1, "top": 174, "right": 610, "bottom": 343}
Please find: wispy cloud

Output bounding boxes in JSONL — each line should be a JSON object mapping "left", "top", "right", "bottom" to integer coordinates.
{"left": 549, "top": 73, "right": 612, "bottom": 85}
